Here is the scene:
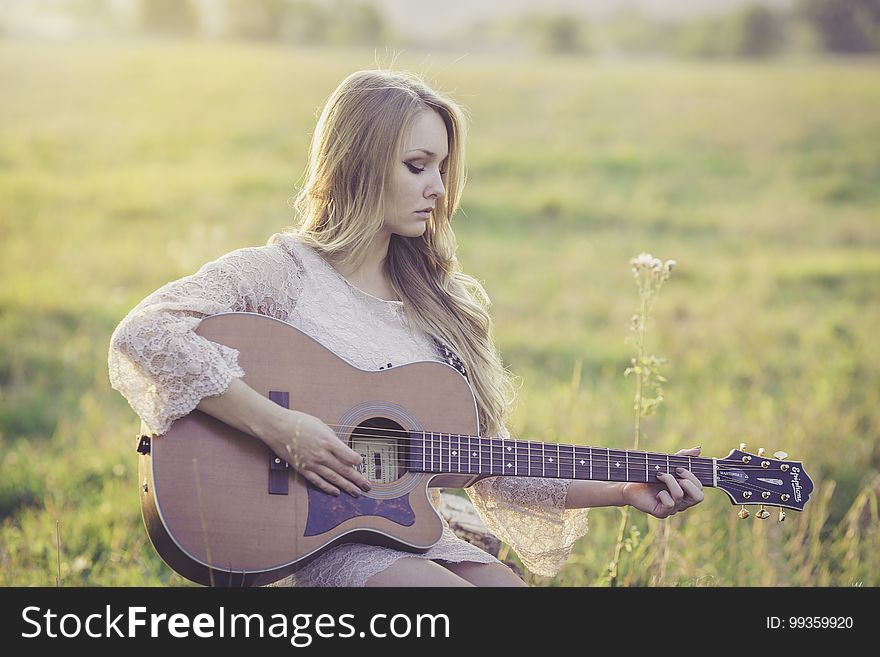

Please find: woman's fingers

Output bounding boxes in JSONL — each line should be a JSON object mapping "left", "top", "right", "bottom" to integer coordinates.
{"left": 657, "top": 490, "right": 676, "bottom": 515}
{"left": 330, "top": 442, "right": 372, "bottom": 491}
{"left": 314, "top": 464, "right": 364, "bottom": 497}
{"left": 656, "top": 472, "right": 685, "bottom": 504}
{"left": 300, "top": 469, "right": 340, "bottom": 496}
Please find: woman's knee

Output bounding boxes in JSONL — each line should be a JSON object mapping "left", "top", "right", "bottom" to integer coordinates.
{"left": 365, "top": 558, "right": 475, "bottom": 587}
{"left": 440, "top": 561, "right": 527, "bottom": 587}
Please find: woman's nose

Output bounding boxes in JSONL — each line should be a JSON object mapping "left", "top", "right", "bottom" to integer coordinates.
{"left": 426, "top": 169, "right": 446, "bottom": 199}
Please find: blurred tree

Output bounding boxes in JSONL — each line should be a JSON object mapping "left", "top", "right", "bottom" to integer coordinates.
{"left": 136, "top": 0, "right": 198, "bottom": 36}
{"left": 732, "top": 5, "right": 787, "bottom": 57}
{"left": 280, "top": 0, "right": 331, "bottom": 45}
{"left": 798, "top": 0, "right": 880, "bottom": 53}
{"left": 221, "top": 0, "right": 386, "bottom": 46}
{"left": 537, "top": 14, "right": 586, "bottom": 53}
{"left": 330, "top": 0, "right": 387, "bottom": 46}
{"left": 224, "top": 0, "right": 288, "bottom": 41}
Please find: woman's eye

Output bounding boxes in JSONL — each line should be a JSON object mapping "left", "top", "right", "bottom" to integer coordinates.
{"left": 406, "top": 162, "right": 447, "bottom": 176}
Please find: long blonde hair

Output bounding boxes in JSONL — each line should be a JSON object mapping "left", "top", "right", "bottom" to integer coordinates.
{"left": 290, "top": 69, "right": 516, "bottom": 438}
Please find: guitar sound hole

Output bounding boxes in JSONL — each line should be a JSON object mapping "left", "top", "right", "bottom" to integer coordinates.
{"left": 350, "top": 418, "right": 409, "bottom": 484}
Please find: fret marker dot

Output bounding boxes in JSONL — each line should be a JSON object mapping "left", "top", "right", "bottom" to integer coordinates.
{"left": 615, "top": 462, "right": 621, "bottom": 467}
{"left": 579, "top": 460, "right": 585, "bottom": 465}
{"left": 506, "top": 462, "right": 512, "bottom": 468}
{"left": 472, "top": 452, "right": 477, "bottom": 457}
{"left": 452, "top": 451, "right": 457, "bottom": 457}
{"left": 548, "top": 457, "right": 554, "bottom": 462}
{"left": 654, "top": 465, "right": 660, "bottom": 470}
{"left": 507, "top": 446, "right": 512, "bottom": 451}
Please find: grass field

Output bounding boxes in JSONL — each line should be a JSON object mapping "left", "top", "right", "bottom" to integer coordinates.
{"left": 1, "top": 39, "right": 878, "bottom": 586}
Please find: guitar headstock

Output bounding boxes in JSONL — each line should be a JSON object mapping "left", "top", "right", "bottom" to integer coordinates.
{"left": 715, "top": 445, "right": 813, "bottom": 520}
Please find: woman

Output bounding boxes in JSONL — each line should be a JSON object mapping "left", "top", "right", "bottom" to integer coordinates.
{"left": 108, "top": 69, "right": 704, "bottom": 587}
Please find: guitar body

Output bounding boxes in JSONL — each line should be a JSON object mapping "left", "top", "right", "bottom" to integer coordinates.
{"left": 138, "top": 312, "right": 482, "bottom": 587}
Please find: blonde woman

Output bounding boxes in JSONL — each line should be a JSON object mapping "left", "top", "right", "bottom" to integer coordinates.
{"left": 108, "top": 69, "right": 704, "bottom": 587}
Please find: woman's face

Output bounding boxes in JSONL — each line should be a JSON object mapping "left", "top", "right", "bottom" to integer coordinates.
{"left": 383, "top": 109, "right": 448, "bottom": 239}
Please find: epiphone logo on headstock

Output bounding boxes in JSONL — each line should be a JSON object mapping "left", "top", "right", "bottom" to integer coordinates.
{"left": 720, "top": 470, "right": 748, "bottom": 481}
{"left": 791, "top": 466, "right": 802, "bottom": 502}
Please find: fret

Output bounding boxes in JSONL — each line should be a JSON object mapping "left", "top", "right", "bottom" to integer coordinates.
{"left": 551, "top": 443, "right": 561, "bottom": 478}
{"left": 436, "top": 432, "right": 442, "bottom": 473}
{"left": 467, "top": 435, "right": 472, "bottom": 474}
{"left": 625, "top": 450, "right": 629, "bottom": 481}
{"left": 496, "top": 438, "right": 507, "bottom": 476}
{"left": 560, "top": 444, "right": 575, "bottom": 480}
{"left": 435, "top": 432, "right": 442, "bottom": 473}
{"left": 421, "top": 431, "right": 426, "bottom": 472}
{"left": 666, "top": 453, "right": 670, "bottom": 474}
{"left": 478, "top": 436, "right": 482, "bottom": 474}
{"left": 608, "top": 449, "right": 629, "bottom": 482}
{"left": 457, "top": 434, "right": 462, "bottom": 474}
{"left": 515, "top": 440, "right": 530, "bottom": 477}
{"left": 589, "top": 447, "right": 593, "bottom": 480}
{"left": 572, "top": 445, "right": 577, "bottom": 479}
{"left": 528, "top": 442, "right": 532, "bottom": 477}
{"left": 644, "top": 451, "right": 649, "bottom": 483}
{"left": 541, "top": 443, "right": 545, "bottom": 477}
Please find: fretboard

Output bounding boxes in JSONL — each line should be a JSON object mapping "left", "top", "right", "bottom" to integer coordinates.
{"left": 409, "top": 432, "right": 715, "bottom": 487}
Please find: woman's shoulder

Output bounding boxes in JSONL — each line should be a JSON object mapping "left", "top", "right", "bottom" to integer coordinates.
{"left": 195, "top": 232, "right": 308, "bottom": 274}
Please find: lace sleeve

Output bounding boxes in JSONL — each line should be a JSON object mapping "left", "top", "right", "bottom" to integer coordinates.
{"left": 107, "top": 244, "right": 303, "bottom": 436}
{"left": 464, "top": 425, "right": 590, "bottom": 577}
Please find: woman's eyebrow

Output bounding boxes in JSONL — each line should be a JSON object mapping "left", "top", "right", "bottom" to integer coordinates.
{"left": 406, "top": 148, "right": 448, "bottom": 159}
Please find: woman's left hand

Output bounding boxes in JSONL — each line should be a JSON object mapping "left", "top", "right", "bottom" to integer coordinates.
{"left": 621, "top": 446, "right": 705, "bottom": 519}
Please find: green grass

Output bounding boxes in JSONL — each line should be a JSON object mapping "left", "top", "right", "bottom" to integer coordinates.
{"left": 1, "top": 40, "right": 877, "bottom": 586}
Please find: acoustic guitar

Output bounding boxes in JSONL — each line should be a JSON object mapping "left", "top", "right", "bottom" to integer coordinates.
{"left": 135, "top": 312, "right": 814, "bottom": 586}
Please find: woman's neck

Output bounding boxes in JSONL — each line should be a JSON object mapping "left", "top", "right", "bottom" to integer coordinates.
{"left": 330, "top": 232, "right": 399, "bottom": 302}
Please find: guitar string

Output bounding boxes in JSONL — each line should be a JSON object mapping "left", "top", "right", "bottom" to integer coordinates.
{"left": 317, "top": 421, "right": 794, "bottom": 469}
{"left": 313, "top": 429, "right": 789, "bottom": 475}
{"left": 286, "top": 431, "right": 795, "bottom": 496}
{"left": 314, "top": 427, "right": 791, "bottom": 472}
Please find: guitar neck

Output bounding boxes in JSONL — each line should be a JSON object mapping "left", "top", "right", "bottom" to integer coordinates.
{"left": 409, "top": 433, "right": 716, "bottom": 487}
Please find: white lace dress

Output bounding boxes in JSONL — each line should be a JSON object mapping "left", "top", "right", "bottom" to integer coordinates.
{"left": 108, "top": 232, "right": 590, "bottom": 585}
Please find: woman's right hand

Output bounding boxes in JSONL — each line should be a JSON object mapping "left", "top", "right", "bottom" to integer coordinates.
{"left": 263, "top": 409, "right": 372, "bottom": 497}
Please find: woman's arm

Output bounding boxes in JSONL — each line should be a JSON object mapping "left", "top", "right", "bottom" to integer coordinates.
{"left": 565, "top": 446, "right": 705, "bottom": 517}
{"left": 564, "top": 480, "right": 627, "bottom": 509}
{"left": 196, "top": 378, "right": 371, "bottom": 498}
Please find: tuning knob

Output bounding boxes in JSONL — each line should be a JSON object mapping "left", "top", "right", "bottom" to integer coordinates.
{"left": 739, "top": 442, "right": 747, "bottom": 451}
{"left": 738, "top": 506, "right": 750, "bottom": 519}
{"left": 756, "top": 505, "right": 770, "bottom": 520}
{"left": 758, "top": 447, "right": 765, "bottom": 457}
{"left": 778, "top": 509, "right": 786, "bottom": 522}
{"left": 774, "top": 451, "right": 790, "bottom": 472}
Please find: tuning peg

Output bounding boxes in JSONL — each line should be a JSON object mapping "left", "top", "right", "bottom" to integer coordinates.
{"left": 756, "top": 505, "right": 770, "bottom": 520}
{"left": 773, "top": 451, "right": 788, "bottom": 460}
{"left": 738, "top": 506, "right": 750, "bottom": 519}
{"left": 758, "top": 447, "right": 765, "bottom": 457}
{"left": 778, "top": 508, "right": 786, "bottom": 522}
{"left": 739, "top": 442, "right": 747, "bottom": 451}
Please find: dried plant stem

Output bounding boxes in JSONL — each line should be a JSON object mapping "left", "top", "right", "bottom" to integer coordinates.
{"left": 609, "top": 298, "right": 649, "bottom": 586}
{"left": 55, "top": 520, "right": 62, "bottom": 587}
